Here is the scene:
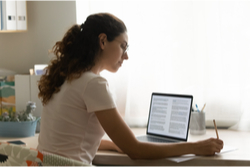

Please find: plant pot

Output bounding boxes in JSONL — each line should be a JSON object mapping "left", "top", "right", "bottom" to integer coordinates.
{"left": 0, "top": 117, "right": 41, "bottom": 137}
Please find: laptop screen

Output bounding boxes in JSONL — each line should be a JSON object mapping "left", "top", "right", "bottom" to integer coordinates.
{"left": 147, "top": 93, "right": 193, "bottom": 141}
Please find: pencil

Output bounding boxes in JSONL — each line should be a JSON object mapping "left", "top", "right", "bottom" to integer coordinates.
{"left": 201, "top": 103, "right": 206, "bottom": 112}
{"left": 213, "top": 119, "right": 219, "bottom": 139}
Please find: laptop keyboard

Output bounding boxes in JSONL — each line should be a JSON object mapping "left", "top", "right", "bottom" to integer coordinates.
{"left": 137, "top": 136, "right": 175, "bottom": 143}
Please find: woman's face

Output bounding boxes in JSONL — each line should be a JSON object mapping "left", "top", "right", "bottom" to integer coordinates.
{"left": 101, "top": 32, "right": 129, "bottom": 73}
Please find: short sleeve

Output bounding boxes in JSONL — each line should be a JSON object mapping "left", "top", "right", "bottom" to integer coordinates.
{"left": 82, "top": 76, "right": 116, "bottom": 113}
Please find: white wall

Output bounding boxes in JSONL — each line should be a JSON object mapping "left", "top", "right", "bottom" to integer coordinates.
{"left": 0, "top": 1, "right": 76, "bottom": 74}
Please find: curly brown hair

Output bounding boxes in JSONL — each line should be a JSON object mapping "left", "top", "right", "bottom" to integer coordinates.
{"left": 38, "top": 13, "right": 127, "bottom": 105}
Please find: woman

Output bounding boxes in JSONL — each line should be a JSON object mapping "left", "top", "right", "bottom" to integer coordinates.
{"left": 37, "top": 13, "right": 223, "bottom": 165}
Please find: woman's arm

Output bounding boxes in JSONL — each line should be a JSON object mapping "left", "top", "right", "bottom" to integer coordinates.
{"left": 95, "top": 108, "right": 223, "bottom": 160}
{"left": 98, "top": 139, "right": 123, "bottom": 153}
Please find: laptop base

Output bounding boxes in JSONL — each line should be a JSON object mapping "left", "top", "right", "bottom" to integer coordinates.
{"left": 136, "top": 135, "right": 178, "bottom": 143}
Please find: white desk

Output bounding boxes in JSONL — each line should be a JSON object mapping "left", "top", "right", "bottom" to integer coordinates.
{"left": 1, "top": 128, "right": 249, "bottom": 166}
{"left": 94, "top": 128, "right": 250, "bottom": 166}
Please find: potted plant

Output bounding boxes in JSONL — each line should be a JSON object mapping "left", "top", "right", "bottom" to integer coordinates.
{"left": 0, "top": 101, "right": 41, "bottom": 137}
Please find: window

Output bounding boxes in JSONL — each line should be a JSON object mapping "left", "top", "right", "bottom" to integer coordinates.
{"left": 76, "top": 0, "right": 250, "bottom": 129}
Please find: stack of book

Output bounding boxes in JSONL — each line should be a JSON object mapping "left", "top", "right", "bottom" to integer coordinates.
{"left": 0, "top": 0, "right": 27, "bottom": 31}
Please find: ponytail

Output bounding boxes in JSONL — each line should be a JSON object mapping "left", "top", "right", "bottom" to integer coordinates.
{"left": 38, "top": 13, "right": 127, "bottom": 105}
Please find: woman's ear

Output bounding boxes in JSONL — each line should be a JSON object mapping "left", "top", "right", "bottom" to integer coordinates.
{"left": 98, "top": 33, "right": 107, "bottom": 50}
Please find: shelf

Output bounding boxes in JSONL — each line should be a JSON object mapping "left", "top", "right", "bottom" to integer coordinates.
{"left": 0, "top": 30, "right": 27, "bottom": 33}
{"left": 0, "top": 1, "right": 27, "bottom": 33}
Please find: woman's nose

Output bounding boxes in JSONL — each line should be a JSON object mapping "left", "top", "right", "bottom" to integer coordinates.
{"left": 123, "top": 52, "right": 129, "bottom": 60}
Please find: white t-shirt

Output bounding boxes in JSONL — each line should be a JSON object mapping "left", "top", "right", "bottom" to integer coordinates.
{"left": 37, "top": 71, "right": 116, "bottom": 165}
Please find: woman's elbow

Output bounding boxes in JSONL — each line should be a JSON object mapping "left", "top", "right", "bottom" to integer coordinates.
{"left": 123, "top": 143, "right": 145, "bottom": 160}
{"left": 126, "top": 152, "right": 142, "bottom": 160}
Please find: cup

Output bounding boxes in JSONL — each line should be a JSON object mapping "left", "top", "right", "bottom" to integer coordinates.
{"left": 190, "top": 111, "right": 206, "bottom": 135}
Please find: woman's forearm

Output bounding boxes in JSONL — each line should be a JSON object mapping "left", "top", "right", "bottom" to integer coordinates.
{"left": 95, "top": 109, "right": 223, "bottom": 160}
{"left": 125, "top": 138, "right": 222, "bottom": 160}
{"left": 98, "top": 139, "right": 122, "bottom": 153}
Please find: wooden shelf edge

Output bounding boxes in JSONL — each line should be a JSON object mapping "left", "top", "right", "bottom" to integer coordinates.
{"left": 0, "top": 30, "right": 28, "bottom": 33}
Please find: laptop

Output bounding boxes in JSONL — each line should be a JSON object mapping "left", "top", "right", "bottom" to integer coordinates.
{"left": 136, "top": 92, "right": 193, "bottom": 143}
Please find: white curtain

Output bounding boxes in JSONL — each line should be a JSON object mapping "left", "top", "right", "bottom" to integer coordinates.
{"left": 76, "top": 0, "right": 250, "bottom": 130}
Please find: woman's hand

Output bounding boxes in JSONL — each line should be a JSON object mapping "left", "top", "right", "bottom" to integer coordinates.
{"left": 193, "top": 138, "right": 224, "bottom": 156}
{"left": 98, "top": 139, "right": 123, "bottom": 153}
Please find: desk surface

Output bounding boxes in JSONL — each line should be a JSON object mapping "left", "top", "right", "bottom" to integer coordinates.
{"left": 1, "top": 128, "right": 249, "bottom": 166}
{"left": 95, "top": 128, "right": 250, "bottom": 166}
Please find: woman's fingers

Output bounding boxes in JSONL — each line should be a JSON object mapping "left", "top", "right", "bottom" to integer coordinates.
{"left": 195, "top": 138, "right": 224, "bottom": 156}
